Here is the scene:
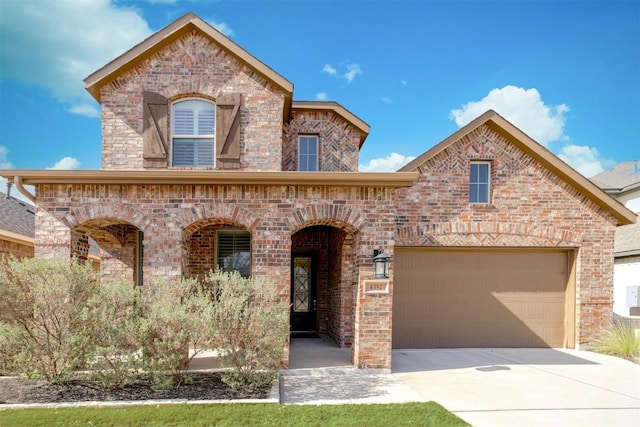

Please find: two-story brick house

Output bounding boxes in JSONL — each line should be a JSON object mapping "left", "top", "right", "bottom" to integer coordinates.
{"left": 1, "top": 13, "right": 634, "bottom": 369}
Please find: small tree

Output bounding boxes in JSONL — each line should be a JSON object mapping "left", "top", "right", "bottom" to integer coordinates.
{"left": 205, "top": 270, "right": 289, "bottom": 388}
{"left": 0, "top": 257, "right": 98, "bottom": 382}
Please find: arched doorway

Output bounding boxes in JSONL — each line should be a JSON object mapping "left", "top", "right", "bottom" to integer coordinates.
{"left": 290, "top": 223, "right": 358, "bottom": 348}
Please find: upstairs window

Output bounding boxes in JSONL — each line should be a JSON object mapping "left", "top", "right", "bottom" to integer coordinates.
{"left": 172, "top": 99, "right": 215, "bottom": 167}
{"left": 298, "top": 135, "right": 319, "bottom": 171}
{"left": 469, "top": 161, "right": 491, "bottom": 203}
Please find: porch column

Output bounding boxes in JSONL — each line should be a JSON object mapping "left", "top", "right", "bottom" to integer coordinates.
{"left": 353, "top": 247, "right": 393, "bottom": 370}
{"left": 34, "top": 209, "right": 73, "bottom": 259}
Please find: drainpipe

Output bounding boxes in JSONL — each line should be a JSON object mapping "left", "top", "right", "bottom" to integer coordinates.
{"left": 13, "top": 176, "right": 35, "bottom": 203}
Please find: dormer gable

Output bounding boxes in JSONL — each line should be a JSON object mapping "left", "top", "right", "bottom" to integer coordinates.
{"left": 84, "top": 12, "right": 293, "bottom": 114}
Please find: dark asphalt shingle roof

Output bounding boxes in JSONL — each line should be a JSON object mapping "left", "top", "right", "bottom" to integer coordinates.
{"left": 0, "top": 191, "right": 35, "bottom": 237}
{"left": 0, "top": 191, "right": 100, "bottom": 255}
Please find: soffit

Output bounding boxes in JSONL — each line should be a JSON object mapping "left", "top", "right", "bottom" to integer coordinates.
{"left": 0, "top": 170, "right": 418, "bottom": 188}
{"left": 399, "top": 110, "right": 637, "bottom": 226}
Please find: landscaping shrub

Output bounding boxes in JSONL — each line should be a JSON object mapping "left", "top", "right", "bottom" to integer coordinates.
{"left": 85, "top": 278, "right": 144, "bottom": 387}
{"left": 139, "top": 278, "right": 215, "bottom": 388}
{"left": 205, "top": 269, "right": 289, "bottom": 388}
{"left": 591, "top": 321, "right": 640, "bottom": 363}
{"left": 0, "top": 257, "right": 98, "bottom": 381}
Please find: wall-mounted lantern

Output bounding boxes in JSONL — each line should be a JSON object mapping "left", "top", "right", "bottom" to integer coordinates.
{"left": 373, "top": 249, "right": 390, "bottom": 279}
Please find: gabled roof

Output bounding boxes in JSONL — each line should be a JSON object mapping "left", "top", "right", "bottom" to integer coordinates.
{"left": 590, "top": 161, "right": 640, "bottom": 195}
{"left": 84, "top": 12, "right": 294, "bottom": 108}
{"left": 0, "top": 191, "right": 35, "bottom": 239}
{"left": 292, "top": 101, "right": 370, "bottom": 147}
{"left": 399, "top": 110, "right": 636, "bottom": 226}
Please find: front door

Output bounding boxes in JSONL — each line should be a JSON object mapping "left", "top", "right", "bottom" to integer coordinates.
{"left": 291, "top": 256, "right": 317, "bottom": 335}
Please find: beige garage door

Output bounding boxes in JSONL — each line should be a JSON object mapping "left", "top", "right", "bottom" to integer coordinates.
{"left": 393, "top": 248, "right": 574, "bottom": 348}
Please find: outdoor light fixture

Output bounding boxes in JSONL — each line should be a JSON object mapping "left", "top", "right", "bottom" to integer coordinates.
{"left": 373, "top": 249, "right": 390, "bottom": 279}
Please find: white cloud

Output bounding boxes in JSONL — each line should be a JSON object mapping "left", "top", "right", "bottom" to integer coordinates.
{"left": 47, "top": 157, "right": 81, "bottom": 170}
{"left": 450, "top": 85, "right": 569, "bottom": 147}
{"left": 0, "top": 0, "right": 153, "bottom": 118}
{"left": 323, "top": 64, "right": 337, "bottom": 75}
{"left": 316, "top": 92, "right": 328, "bottom": 101}
{"left": 400, "top": 80, "right": 408, "bottom": 86}
{"left": 323, "top": 63, "right": 362, "bottom": 84}
{"left": 359, "top": 153, "right": 416, "bottom": 172}
{"left": 0, "top": 145, "right": 12, "bottom": 169}
{"left": 343, "top": 63, "right": 363, "bottom": 84}
{"left": 68, "top": 103, "right": 101, "bottom": 118}
{"left": 382, "top": 96, "right": 392, "bottom": 104}
{"left": 558, "top": 144, "right": 612, "bottom": 178}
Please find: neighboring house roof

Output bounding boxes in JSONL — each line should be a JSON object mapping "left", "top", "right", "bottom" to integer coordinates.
{"left": 292, "top": 101, "right": 370, "bottom": 147}
{"left": 84, "top": 12, "right": 294, "bottom": 116}
{"left": 590, "top": 161, "right": 640, "bottom": 196}
{"left": 399, "top": 110, "right": 637, "bottom": 226}
{"left": 0, "top": 191, "right": 102, "bottom": 257}
{"left": 615, "top": 221, "right": 640, "bottom": 257}
{"left": 0, "top": 191, "right": 35, "bottom": 241}
{"left": 592, "top": 161, "right": 640, "bottom": 257}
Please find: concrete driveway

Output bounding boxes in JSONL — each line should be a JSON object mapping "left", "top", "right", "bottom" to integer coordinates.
{"left": 392, "top": 348, "right": 640, "bottom": 427}
{"left": 282, "top": 339, "right": 640, "bottom": 426}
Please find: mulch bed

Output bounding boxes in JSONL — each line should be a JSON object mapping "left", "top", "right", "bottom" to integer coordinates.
{"left": 0, "top": 372, "right": 270, "bottom": 404}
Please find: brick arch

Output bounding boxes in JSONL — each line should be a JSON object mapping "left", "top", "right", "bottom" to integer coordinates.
{"left": 182, "top": 217, "right": 249, "bottom": 236}
{"left": 179, "top": 203, "right": 259, "bottom": 234}
{"left": 288, "top": 204, "right": 366, "bottom": 236}
{"left": 396, "top": 221, "right": 583, "bottom": 247}
{"left": 74, "top": 220, "right": 135, "bottom": 247}
{"left": 64, "top": 204, "right": 152, "bottom": 233}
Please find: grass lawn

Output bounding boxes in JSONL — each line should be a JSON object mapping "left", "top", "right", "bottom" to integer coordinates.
{"left": 0, "top": 402, "right": 469, "bottom": 426}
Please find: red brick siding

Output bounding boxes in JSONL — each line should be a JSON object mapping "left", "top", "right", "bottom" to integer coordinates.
{"left": 394, "top": 124, "right": 618, "bottom": 344}
{"left": 0, "top": 239, "right": 34, "bottom": 259}
{"left": 100, "top": 31, "right": 285, "bottom": 171}
{"left": 284, "top": 110, "right": 361, "bottom": 172}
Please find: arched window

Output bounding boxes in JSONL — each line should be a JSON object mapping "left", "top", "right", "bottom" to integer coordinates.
{"left": 172, "top": 99, "right": 215, "bottom": 166}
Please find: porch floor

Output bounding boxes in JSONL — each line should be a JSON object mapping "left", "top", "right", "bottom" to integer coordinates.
{"left": 288, "top": 335, "right": 352, "bottom": 370}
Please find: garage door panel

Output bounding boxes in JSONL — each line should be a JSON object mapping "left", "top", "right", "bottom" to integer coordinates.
{"left": 393, "top": 248, "right": 569, "bottom": 348}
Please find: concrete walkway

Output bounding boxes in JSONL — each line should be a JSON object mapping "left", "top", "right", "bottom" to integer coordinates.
{"left": 282, "top": 338, "right": 640, "bottom": 427}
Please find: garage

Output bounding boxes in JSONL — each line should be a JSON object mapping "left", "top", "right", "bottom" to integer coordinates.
{"left": 392, "top": 247, "right": 575, "bottom": 348}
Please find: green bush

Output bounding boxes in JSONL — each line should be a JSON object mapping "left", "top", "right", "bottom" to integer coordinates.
{"left": 0, "top": 257, "right": 98, "bottom": 382}
{"left": 85, "top": 278, "right": 144, "bottom": 387}
{"left": 139, "top": 278, "right": 215, "bottom": 388}
{"left": 591, "top": 322, "right": 640, "bottom": 363}
{"left": 0, "top": 257, "right": 288, "bottom": 391}
{"left": 205, "top": 270, "right": 288, "bottom": 388}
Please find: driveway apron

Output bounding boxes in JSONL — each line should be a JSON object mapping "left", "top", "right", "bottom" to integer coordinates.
{"left": 282, "top": 341, "right": 640, "bottom": 426}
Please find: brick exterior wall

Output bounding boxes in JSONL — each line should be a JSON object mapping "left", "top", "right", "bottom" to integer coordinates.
{"left": 283, "top": 110, "right": 362, "bottom": 172}
{"left": 394, "top": 124, "right": 618, "bottom": 344}
{"left": 26, "top": 21, "right": 623, "bottom": 370}
{"left": 34, "top": 183, "right": 395, "bottom": 366}
{"left": 100, "top": 30, "right": 286, "bottom": 171}
{"left": 0, "top": 239, "right": 34, "bottom": 259}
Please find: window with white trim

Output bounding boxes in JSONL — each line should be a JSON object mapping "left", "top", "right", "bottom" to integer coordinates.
{"left": 298, "top": 135, "right": 319, "bottom": 171}
{"left": 217, "top": 230, "right": 251, "bottom": 278}
{"left": 469, "top": 161, "right": 491, "bottom": 203}
{"left": 172, "top": 99, "right": 215, "bottom": 167}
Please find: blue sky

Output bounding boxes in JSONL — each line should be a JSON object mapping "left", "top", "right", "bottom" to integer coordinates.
{"left": 1, "top": 0, "right": 639, "bottom": 198}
